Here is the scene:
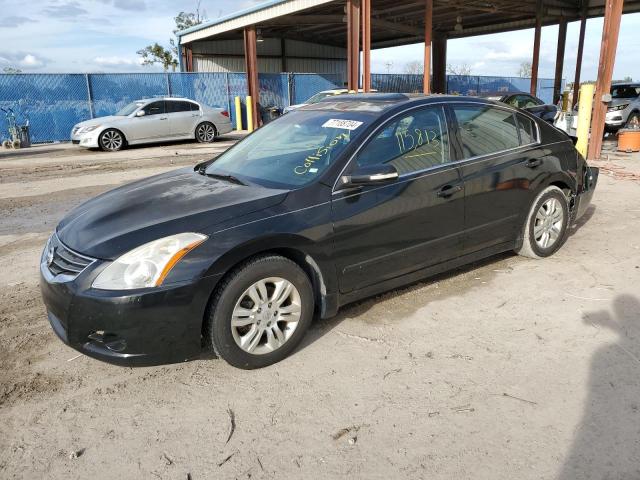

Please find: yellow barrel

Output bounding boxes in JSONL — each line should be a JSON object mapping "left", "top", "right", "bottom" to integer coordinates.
{"left": 575, "top": 84, "right": 594, "bottom": 157}
{"left": 234, "top": 96, "right": 242, "bottom": 131}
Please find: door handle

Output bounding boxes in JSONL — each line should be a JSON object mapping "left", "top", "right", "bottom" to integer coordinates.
{"left": 437, "top": 184, "right": 463, "bottom": 198}
{"left": 160, "top": 117, "right": 168, "bottom": 121}
{"left": 526, "top": 158, "right": 543, "bottom": 168}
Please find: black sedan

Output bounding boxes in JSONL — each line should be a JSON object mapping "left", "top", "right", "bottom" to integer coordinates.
{"left": 480, "top": 92, "right": 558, "bottom": 123}
{"left": 40, "top": 94, "right": 598, "bottom": 369}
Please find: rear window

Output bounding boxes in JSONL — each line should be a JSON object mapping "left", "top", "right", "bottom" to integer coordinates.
{"left": 517, "top": 114, "right": 537, "bottom": 145}
{"left": 453, "top": 105, "right": 520, "bottom": 158}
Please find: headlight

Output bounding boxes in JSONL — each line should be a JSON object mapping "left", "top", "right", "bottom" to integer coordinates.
{"left": 92, "top": 233, "right": 208, "bottom": 290}
{"left": 608, "top": 103, "right": 629, "bottom": 112}
{"left": 78, "top": 125, "right": 101, "bottom": 134}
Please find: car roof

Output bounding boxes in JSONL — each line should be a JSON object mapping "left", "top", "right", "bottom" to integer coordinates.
{"left": 478, "top": 91, "right": 528, "bottom": 98}
{"left": 134, "top": 97, "right": 196, "bottom": 103}
{"left": 301, "top": 93, "right": 501, "bottom": 114}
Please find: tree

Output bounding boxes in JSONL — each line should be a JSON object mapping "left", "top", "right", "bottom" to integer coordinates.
{"left": 137, "top": 43, "right": 179, "bottom": 71}
{"left": 404, "top": 60, "right": 424, "bottom": 75}
{"left": 446, "top": 63, "right": 472, "bottom": 76}
{"left": 2, "top": 66, "right": 22, "bottom": 73}
{"left": 518, "top": 61, "right": 532, "bottom": 78}
{"left": 137, "top": 1, "right": 205, "bottom": 71}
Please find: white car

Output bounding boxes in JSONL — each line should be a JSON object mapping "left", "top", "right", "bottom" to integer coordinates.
{"left": 71, "top": 97, "right": 233, "bottom": 151}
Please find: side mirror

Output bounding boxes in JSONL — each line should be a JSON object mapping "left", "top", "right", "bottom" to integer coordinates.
{"left": 135, "top": 110, "right": 146, "bottom": 117}
{"left": 339, "top": 164, "right": 399, "bottom": 189}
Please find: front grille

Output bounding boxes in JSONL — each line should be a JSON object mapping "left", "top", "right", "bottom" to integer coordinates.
{"left": 46, "top": 234, "right": 95, "bottom": 278}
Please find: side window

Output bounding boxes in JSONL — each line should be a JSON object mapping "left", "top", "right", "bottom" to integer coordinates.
{"left": 519, "top": 95, "right": 540, "bottom": 108}
{"left": 142, "top": 101, "right": 165, "bottom": 116}
{"left": 517, "top": 113, "right": 537, "bottom": 145}
{"left": 166, "top": 101, "right": 191, "bottom": 113}
{"left": 189, "top": 102, "right": 200, "bottom": 112}
{"left": 356, "top": 106, "right": 449, "bottom": 175}
{"left": 453, "top": 105, "right": 520, "bottom": 158}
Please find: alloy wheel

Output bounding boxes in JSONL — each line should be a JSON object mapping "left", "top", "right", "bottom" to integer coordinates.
{"left": 101, "top": 130, "right": 123, "bottom": 151}
{"left": 197, "top": 123, "right": 216, "bottom": 142}
{"left": 534, "top": 197, "right": 564, "bottom": 249}
{"left": 230, "top": 277, "right": 302, "bottom": 355}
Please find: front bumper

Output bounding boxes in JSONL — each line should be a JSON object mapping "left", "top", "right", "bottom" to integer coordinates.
{"left": 70, "top": 130, "right": 100, "bottom": 148}
{"left": 40, "top": 254, "right": 220, "bottom": 366}
{"left": 573, "top": 166, "right": 599, "bottom": 221}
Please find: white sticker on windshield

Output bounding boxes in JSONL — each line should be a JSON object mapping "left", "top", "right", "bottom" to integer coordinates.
{"left": 322, "top": 119, "right": 363, "bottom": 130}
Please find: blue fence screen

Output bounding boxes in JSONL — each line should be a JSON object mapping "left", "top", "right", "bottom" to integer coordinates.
{"left": 0, "top": 72, "right": 561, "bottom": 144}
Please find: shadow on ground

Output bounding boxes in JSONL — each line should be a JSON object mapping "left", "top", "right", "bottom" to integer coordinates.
{"left": 557, "top": 294, "right": 640, "bottom": 479}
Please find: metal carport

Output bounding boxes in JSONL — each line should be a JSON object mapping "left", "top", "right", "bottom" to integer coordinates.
{"left": 177, "top": 0, "right": 640, "bottom": 159}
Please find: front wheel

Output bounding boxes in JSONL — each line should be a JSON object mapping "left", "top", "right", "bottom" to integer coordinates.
{"left": 196, "top": 122, "right": 217, "bottom": 143}
{"left": 205, "top": 255, "right": 314, "bottom": 369}
{"left": 99, "top": 129, "right": 125, "bottom": 152}
{"left": 516, "top": 186, "right": 569, "bottom": 259}
{"left": 626, "top": 112, "right": 640, "bottom": 128}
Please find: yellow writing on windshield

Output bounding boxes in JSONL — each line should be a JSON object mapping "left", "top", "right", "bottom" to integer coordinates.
{"left": 294, "top": 133, "right": 349, "bottom": 175}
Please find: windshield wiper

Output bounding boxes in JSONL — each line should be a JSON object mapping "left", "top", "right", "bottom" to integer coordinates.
{"left": 202, "top": 171, "right": 246, "bottom": 186}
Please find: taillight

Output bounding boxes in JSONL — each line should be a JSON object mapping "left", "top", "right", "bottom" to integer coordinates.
{"left": 221, "top": 111, "right": 229, "bottom": 117}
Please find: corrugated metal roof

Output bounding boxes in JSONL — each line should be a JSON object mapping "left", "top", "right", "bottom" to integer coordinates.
{"left": 178, "top": 0, "right": 338, "bottom": 44}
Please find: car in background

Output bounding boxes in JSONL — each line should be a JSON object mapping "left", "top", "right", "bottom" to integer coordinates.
{"left": 71, "top": 97, "right": 232, "bottom": 152}
{"left": 479, "top": 92, "right": 558, "bottom": 123}
{"left": 603, "top": 83, "right": 640, "bottom": 132}
{"left": 42, "top": 94, "right": 598, "bottom": 369}
{"left": 283, "top": 88, "right": 376, "bottom": 113}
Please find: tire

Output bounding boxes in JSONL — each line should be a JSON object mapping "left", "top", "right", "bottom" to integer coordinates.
{"left": 625, "top": 112, "right": 640, "bottom": 128}
{"left": 195, "top": 122, "right": 217, "bottom": 143}
{"left": 516, "top": 186, "right": 569, "bottom": 259}
{"left": 99, "top": 128, "right": 125, "bottom": 152}
{"left": 205, "top": 255, "right": 314, "bottom": 369}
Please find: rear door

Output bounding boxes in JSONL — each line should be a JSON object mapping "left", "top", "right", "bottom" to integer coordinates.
{"left": 166, "top": 100, "right": 198, "bottom": 137}
{"left": 331, "top": 105, "right": 465, "bottom": 294}
{"left": 129, "top": 100, "right": 171, "bottom": 142}
{"left": 451, "top": 103, "right": 544, "bottom": 255}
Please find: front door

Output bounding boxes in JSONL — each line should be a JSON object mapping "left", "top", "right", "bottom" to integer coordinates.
{"left": 331, "top": 105, "right": 465, "bottom": 294}
{"left": 129, "top": 100, "right": 171, "bottom": 142}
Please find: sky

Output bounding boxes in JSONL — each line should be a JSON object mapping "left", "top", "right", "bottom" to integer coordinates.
{"left": 1, "top": 0, "right": 639, "bottom": 81}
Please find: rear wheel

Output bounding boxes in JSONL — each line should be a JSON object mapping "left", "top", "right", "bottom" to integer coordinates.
{"left": 205, "top": 255, "right": 314, "bottom": 369}
{"left": 196, "top": 122, "right": 217, "bottom": 143}
{"left": 99, "top": 129, "right": 125, "bottom": 152}
{"left": 516, "top": 186, "right": 569, "bottom": 259}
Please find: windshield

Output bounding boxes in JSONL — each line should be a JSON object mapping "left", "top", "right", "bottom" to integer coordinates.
{"left": 306, "top": 92, "right": 338, "bottom": 104}
{"left": 611, "top": 85, "right": 640, "bottom": 99}
{"left": 206, "top": 110, "right": 373, "bottom": 188}
{"left": 116, "top": 101, "right": 145, "bottom": 116}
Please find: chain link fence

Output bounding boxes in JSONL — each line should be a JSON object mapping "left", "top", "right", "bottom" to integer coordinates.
{"left": 0, "top": 72, "right": 559, "bottom": 144}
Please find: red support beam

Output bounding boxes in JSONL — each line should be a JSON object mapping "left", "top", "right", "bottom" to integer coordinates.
{"left": 588, "top": 0, "right": 624, "bottom": 160}
{"left": 553, "top": 18, "right": 567, "bottom": 104}
{"left": 362, "top": 0, "right": 371, "bottom": 92}
{"left": 530, "top": 0, "right": 543, "bottom": 95}
{"left": 423, "top": 0, "right": 433, "bottom": 94}
{"left": 347, "top": 0, "right": 360, "bottom": 91}
{"left": 183, "top": 46, "right": 193, "bottom": 72}
{"left": 244, "top": 25, "right": 260, "bottom": 130}
{"left": 572, "top": 10, "right": 587, "bottom": 107}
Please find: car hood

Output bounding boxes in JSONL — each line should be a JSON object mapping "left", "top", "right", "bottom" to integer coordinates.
{"left": 608, "top": 98, "right": 635, "bottom": 108}
{"left": 56, "top": 167, "right": 288, "bottom": 260}
{"left": 75, "top": 116, "right": 123, "bottom": 128}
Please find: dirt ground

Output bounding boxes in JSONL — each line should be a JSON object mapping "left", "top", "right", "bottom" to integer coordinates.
{"left": 1, "top": 138, "right": 639, "bottom": 480}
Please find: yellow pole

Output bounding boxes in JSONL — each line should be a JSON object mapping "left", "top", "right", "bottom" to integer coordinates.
{"left": 246, "top": 96, "right": 254, "bottom": 133}
{"left": 575, "top": 83, "right": 594, "bottom": 157}
{"left": 234, "top": 96, "right": 242, "bottom": 131}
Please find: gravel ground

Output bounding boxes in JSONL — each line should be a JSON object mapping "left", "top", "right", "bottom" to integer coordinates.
{"left": 0, "top": 138, "right": 639, "bottom": 480}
